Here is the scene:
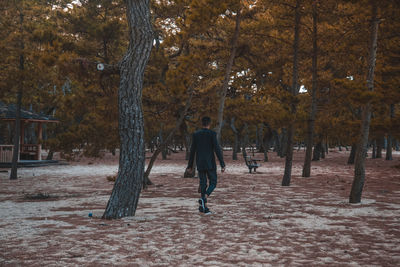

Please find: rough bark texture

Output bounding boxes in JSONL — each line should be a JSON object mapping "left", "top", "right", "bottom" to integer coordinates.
{"left": 282, "top": 0, "right": 301, "bottom": 187}
{"left": 350, "top": 0, "right": 379, "bottom": 203}
{"left": 103, "top": 0, "right": 153, "bottom": 219}
{"left": 10, "top": 9, "right": 24, "bottom": 180}
{"left": 302, "top": 0, "right": 318, "bottom": 177}
{"left": 216, "top": 10, "right": 241, "bottom": 142}
{"left": 143, "top": 87, "right": 194, "bottom": 186}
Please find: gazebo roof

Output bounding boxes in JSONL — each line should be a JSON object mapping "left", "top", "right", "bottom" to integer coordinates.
{"left": 0, "top": 102, "right": 58, "bottom": 123}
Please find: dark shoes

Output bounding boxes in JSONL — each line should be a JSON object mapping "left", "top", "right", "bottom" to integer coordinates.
{"left": 198, "top": 198, "right": 212, "bottom": 214}
{"left": 203, "top": 207, "right": 212, "bottom": 215}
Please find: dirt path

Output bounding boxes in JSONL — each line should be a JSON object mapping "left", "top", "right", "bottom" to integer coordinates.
{"left": 0, "top": 150, "right": 399, "bottom": 266}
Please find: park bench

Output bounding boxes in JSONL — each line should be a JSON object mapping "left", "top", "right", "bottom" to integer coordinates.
{"left": 244, "top": 156, "right": 261, "bottom": 173}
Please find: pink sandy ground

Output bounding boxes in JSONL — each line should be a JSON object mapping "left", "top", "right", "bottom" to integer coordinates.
{"left": 0, "top": 149, "right": 399, "bottom": 266}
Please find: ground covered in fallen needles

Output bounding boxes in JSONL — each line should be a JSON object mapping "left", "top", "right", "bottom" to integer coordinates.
{"left": 0, "top": 149, "right": 399, "bottom": 266}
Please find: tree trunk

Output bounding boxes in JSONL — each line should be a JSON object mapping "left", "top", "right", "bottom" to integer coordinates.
{"left": 46, "top": 150, "right": 54, "bottom": 160}
{"left": 230, "top": 117, "right": 239, "bottom": 160}
{"left": 303, "top": 0, "right": 318, "bottom": 177}
{"left": 10, "top": 7, "right": 24, "bottom": 180}
{"left": 312, "top": 143, "right": 320, "bottom": 161}
{"left": 103, "top": 0, "right": 153, "bottom": 219}
{"left": 273, "top": 130, "right": 280, "bottom": 155}
{"left": 262, "top": 123, "right": 273, "bottom": 162}
{"left": 279, "top": 128, "right": 288, "bottom": 158}
{"left": 282, "top": 0, "right": 301, "bottom": 186}
{"left": 185, "top": 130, "right": 191, "bottom": 160}
{"left": 321, "top": 142, "right": 325, "bottom": 159}
{"left": 386, "top": 135, "right": 392, "bottom": 160}
{"left": 386, "top": 104, "right": 394, "bottom": 160}
{"left": 159, "top": 128, "right": 167, "bottom": 160}
{"left": 216, "top": 9, "right": 241, "bottom": 142}
{"left": 348, "top": 144, "right": 357, "bottom": 164}
{"left": 372, "top": 139, "right": 376, "bottom": 158}
{"left": 143, "top": 87, "right": 194, "bottom": 186}
{"left": 376, "top": 135, "right": 383, "bottom": 158}
{"left": 350, "top": 0, "right": 379, "bottom": 203}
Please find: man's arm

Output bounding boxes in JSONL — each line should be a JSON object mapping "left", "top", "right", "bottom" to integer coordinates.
{"left": 187, "top": 133, "right": 196, "bottom": 169}
{"left": 212, "top": 132, "right": 225, "bottom": 169}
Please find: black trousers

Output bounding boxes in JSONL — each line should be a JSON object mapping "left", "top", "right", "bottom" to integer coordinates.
{"left": 198, "top": 169, "right": 217, "bottom": 199}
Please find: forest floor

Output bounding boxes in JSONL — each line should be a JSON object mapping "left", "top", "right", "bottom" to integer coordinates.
{"left": 0, "top": 149, "right": 399, "bottom": 266}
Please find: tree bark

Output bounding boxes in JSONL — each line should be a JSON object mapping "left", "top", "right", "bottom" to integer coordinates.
{"left": 216, "top": 9, "right": 241, "bottom": 142}
{"left": 262, "top": 123, "right": 273, "bottom": 162}
{"left": 386, "top": 104, "right": 394, "bottom": 160}
{"left": 376, "top": 135, "right": 383, "bottom": 158}
{"left": 282, "top": 0, "right": 301, "bottom": 187}
{"left": 230, "top": 117, "right": 239, "bottom": 160}
{"left": 350, "top": 0, "right": 379, "bottom": 203}
{"left": 312, "top": 142, "right": 321, "bottom": 161}
{"left": 10, "top": 6, "right": 24, "bottom": 180}
{"left": 302, "top": 0, "right": 318, "bottom": 177}
{"left": 348, "top": 144, "right": 357, "bottom": 164}
{"left": 321, "top": 141, "right": 326, "bottom": 159}
{"left": 103, "top": 0, "right": 153, "bottom": 219}
{"left": 279, "top": 128, "right": 288, "bottom": 158}
{"left": 372, "top": 139, "right": 376, "bottom": 158}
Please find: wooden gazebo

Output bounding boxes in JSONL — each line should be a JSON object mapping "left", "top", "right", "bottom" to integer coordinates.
{"left": 0, "top": 102, "right": 58, "bottom": 163}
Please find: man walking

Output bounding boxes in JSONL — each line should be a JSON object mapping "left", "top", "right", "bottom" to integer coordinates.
{"left": 186, "top": 116, "right": 225, "bottom": 214}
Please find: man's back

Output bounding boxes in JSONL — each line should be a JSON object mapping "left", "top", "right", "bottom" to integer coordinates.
{"left": 189, "top": 128, "right": 224, "bottom": 171}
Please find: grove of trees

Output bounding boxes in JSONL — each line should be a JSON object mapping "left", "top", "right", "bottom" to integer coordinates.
{"left": 1, "top": 0, "right": 399, "bottom": 218}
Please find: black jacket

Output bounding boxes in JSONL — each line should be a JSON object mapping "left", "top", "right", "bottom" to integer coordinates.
{"left": 188, "top": 128, "right": 225, "bottom": 171}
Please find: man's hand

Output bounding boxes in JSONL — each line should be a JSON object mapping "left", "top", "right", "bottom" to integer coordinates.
{"left": 186, "top": 167, "right": 192, "bottom": 173}
{"left": 221, "top": 167, "right": 225, "bottom": 173}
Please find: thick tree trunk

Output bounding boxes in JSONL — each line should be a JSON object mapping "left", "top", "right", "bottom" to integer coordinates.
{"left": 302, "top": 0, "right": 318, "bottom": 177}
{"left": 282, "top": 0, "right": 301, "bottom": 186}
{"left": 216, "top": 10, "right": 241, "bottom": 142}
{"left": 143, "top": 87, "right": 194, "bottom": 186}
{"left": 350, "top": 0, "right": 379, "bottom": 203}
{"left": 10, "top": 9, "right": 24, "bottom": 180}
{"left": 103, "top": 0, "right": 153, "bottom": 219}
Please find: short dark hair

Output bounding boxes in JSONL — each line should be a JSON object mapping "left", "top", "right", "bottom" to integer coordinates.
{"left": 201, "top": 116, "right": 211, "bottom": 127}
